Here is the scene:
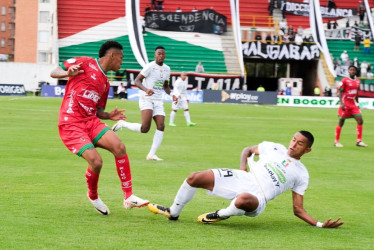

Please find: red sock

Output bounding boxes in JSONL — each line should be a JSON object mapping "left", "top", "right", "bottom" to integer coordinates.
{"left": 335, "top": 125, "right": 342, "bottom": 143}
{"left": 116, "top": 154, "right": 133, "bottom": 199}
{"left": 86, "top": 168, "right": 99, "bottom": 200}
{"left": 357, "top": 125, "right": 363, "bottom": 142}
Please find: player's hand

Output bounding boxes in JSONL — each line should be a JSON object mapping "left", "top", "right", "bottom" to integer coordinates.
{"left": 240, "top": 166, "right": 247, "bottom": 172}
{"left": 172, "top": 95, "right": 178, "bottom": 103}
{"left": 67, "top": 63, "right": 84, "bottom": 77}
{"left": 145, "top": 88, "right": 154, "bottom": 96}
{"left": 322, "top": 217, "right": 344, "bottom": 228}
{"left": 109, "top": 107, "right": 127, "bottom": 121}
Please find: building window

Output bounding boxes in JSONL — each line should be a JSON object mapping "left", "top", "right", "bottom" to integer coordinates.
{"left": 1, "top": 22, "right": 5, "bottom": 31}
{"left": 1, "top": 6, "right": 6, "bottom": 15}
{"left": 38, "top": 51, "right": 48, "bottom": 62}
{"left": 39, "top": 11, "right": 50, "bottom": 23}
{"left": 1, "top": 38, "right": 5, "bottom": 47}
{"left": 8, "top": 39, "right": 13, "bottom": 46}
{"left": 38, "top": 31, "right": 49, "bottom": 43}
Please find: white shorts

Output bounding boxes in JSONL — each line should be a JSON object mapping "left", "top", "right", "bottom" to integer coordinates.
{"left": 207, "top": 169, "right": 266, "bottom": 217}
{"left": 172, "top": 99, "right": 189, "bottom": 110}
{"left": 139, "top": 98, "right": 165, "bottom": 117}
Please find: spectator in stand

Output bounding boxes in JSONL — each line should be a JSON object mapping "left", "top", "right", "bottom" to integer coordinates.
{"left": 268, "top": 0, "right": 274, "bottom": 16}
{"left": 340, "top": 50, "right": 349, "bottom": 64}
{"left": 282, "top": 33, "right": 290, "bottom": 43}
{"left": 255, "top": 32, "right": 262, "bottom": 41}
{"left": 288, "top": 25, "right": 295, "bottom": 35}
{"left": 346, "top": 20, "right": 350, "bottom": 28}
{"left": 367, "top": 70, "right": 373, "bottom": 79}
{"left": 343, "top": 57, "right": 352, "bottom": 67}
{"left": 273, "top": 34, "right": 281, "bottom": 44}
{"left": 358, "top": 1, "right": 365, "bottom": 25}
{"left": 176, "top": 7, "right": 182, "bottom": 12}
{"left": 285, "top": 82, "right": 292, "bottom": 95}
{"left": 353, "top": 58, "right": 361, "bottom": 76}
{"left": 279, "top": 19, "right": 287, "bottom": 30}
{"left": 117, "top": 82, "right": 126, "bottom": 100}
{"left": 295, "top": 34, "right": 303, "bottom": 45}
{"left": 265, "top": 33, "right": 272, "bottom": 44}
{"left": 333, "top": 21, "right": 338, "bottom": 29}
{"left": 151, "top": 0, "right": 157, "bottom": 10}
{"left": 297, "top": 26, "right": 304, "bottom": 37}
{"left": 360, "top": 60, "right": 368, "bottom": 76}
{"left": 192, "top": 7, "right": 198, "bottom": 12}
{"left": 156, "top": 0, "right": 164, "bottom": 11}
{"left": 145, "top": 5, "right": 151, "bottom": 15}
{"left": 363, "top": 37, "right": 371, "bottom": 54}
{"left": 288, "top": 33, "right": 295, "bottom": 43}
{"left": 354, "top": 21, "right": 359, "bottom": 27}
{"left": 367, "top": 63, "right": 372, "bottom": 74}
{"left": 195, "top": 61, "right": 205, "bottom": 73}
{"left": 327, "top": 21, "right": 332, "bottom": 30}
{"left": 327, "top": 0, "right": 336, "bottom": 11}
{"left": 354, "top": 32, "right": 361, "bottom": 51}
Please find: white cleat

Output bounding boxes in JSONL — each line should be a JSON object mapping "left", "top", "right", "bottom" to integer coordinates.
{"left": 112, "top": 120, "right": 126, "bottom": 132}
{"left": 124, "top": 194, "right": 150, "bottom": 209}
{"left": 334, "top": 142, "right": 343, "bottom": 148}
{"left": 146, "top": 155, "right": 163, "bottom": 161}
{"left": 87, "top": 194, "right": 110, "bottom": 215}
{"left": 356, "top": 141, "right": 368, "bottom": 147}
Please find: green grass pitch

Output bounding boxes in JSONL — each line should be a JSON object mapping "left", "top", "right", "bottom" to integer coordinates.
{"left": 0, "top": 96, "right": 373, "bottom": 249}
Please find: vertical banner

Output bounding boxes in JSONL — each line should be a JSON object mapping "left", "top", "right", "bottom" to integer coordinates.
{"left": 230, "top": 0, "right": 245, "bottom": 81}
{"left": 126, "top": 0, "right": 148, "bottom": 67}
{"left": 364, "top": 0, "right": 374, "bottom": 40}
{"left": 309, "top": 0, "right": 336, "bottom": 77}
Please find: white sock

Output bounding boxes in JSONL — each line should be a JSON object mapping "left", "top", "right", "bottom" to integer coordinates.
{"left": 148, "top": 129, "right": 163, "bottom": 156}
{"left": 217, "top": 198, "right": 245, "bottom": 218}
{"left": 184, "top": 111, "right": 191, "bottom": 123}
{"left": 123, "top": 121, "right": 141, "bottom": 132}
{"left": 170, "top": 180, "right": 197, "bottom": 217}
{"left": 170, "top": 111, "right": 176, "bottom": 124}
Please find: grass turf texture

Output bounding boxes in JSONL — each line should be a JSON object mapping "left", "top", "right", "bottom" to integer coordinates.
{"left": 0, "top": 96, "right": 373, "bottom": 249}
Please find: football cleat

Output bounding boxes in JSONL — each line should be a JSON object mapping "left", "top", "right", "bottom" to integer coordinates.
{"left": 124, "top": 194, "right": 149, "bottom": 209}
{"left": 146, "top": 155, "right": 163, "bottom": 161}
{"left": 169, "top": 123, "right": 177, "bottom": 127}
{"left": 87, "top": 193, "right": 110, "bottom": 215}
{"left": 356, "top": 141, "right": 368, "bottom": 147}
{"left": 112, "top": 120, "right": 126, "bottom": 132}
{"left": 147, "top": 203, "right": 179, "bottom": 220}
{"left": 197, "top": 210, "right": 229, "bottom": 224}
{"left": 187, "top": 122, "right": 196, "bottom": 127}
{"left": 334, "top": 142, "right": 343, "bottom": 148}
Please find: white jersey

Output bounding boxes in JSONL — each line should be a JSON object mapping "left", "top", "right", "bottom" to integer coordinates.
{"left": 139, "top": 61, "right": 170, "bottom": 101}
{"left": 248, "top": 141, "right": 309, "bottom": 202}
{"left": 172, "top": 77, "right": 188, "bottom": 101}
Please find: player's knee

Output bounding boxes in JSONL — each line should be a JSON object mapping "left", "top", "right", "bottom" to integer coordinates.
{"left": 141, "top": 125, "right": 150, "bottom": 133}
{"left": 235, "top": 193, "right": 259, "bottom": 212}
{"left": 90, "top": 158, "right": 103, "bottom": 172}
{"left": 186, "top": 172, "right": 203, "bottom": 187}
{"left": 156, "top": 124, "right": 165, "bottom": 131}
{"left": 113, "top": 142, "right": 126, "bottom": 157}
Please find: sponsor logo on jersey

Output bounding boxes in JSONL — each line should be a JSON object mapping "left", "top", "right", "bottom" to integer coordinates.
{"left": 91, "top": 73, "right": 97, "bottom": 80}
{"left": 89, "top": 62, "right": 98, "bottom": 71}
{"left": 81, "top": 89, "right": 100, "bottom": 103}
{"left": 154, "top": 81, "right": 164, "bottom": 88}
{"left": 67, "top": 58, "right": 76, "bottom": 64}
{"left": 264, "top": 162, "right": 287, "bottom": 186}
{"left": 78, "top": 101, "right": 95, "bottom": 115}
{"left": 281, "top": 159, "right": 291, "bottom": 168}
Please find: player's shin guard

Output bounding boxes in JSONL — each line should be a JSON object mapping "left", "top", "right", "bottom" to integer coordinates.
{"left": 86, "top": 168, "right": 99, "bottom": 200}
{"left": 218, "top": 198, "right": 246, "bottom": 217}
{"left": 356, "top": 124, "right": 363, "bottom": 142}
{"left": 115, "top": 154, "right": 133, "bottom": 199}
{"left": 335, "top": 125, "right": 342, "bottom": 143}
{"left": 148, "top": 130, "right": 163, "bottom": 157}
{"left": 170, "top": 111, "right": 176, "bottom": 124}
{"left": 170, "top": 179, "right": 197, "bottom": 217}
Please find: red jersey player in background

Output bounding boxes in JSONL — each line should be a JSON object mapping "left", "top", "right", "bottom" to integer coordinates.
{"left": 334, "top": 65, "right": 368, "bottom": 148}
{"left": 50, "top": 41, "right": 149, "bottom": 215}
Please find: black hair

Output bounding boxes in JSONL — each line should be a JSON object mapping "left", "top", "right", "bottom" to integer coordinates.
{"left": 99, "top": 41, "right": 123, "bottom": 58}
{"left": 155, "top": 46, "right": 165, "bottom": 51}
{"left": 299, "top": 130, "right": 314, "bottom": 147}
{"left": 348, "top": 65, "right": 358, "bottom": 71}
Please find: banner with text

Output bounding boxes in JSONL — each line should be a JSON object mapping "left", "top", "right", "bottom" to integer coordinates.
{"left": 204, "top": 90, "right": 278, "bottom": 104}
{"left": 41, "top": 85, "right": 114, "bottom": 99}
{"left": 242, "top": 41, "right": 320, "bottom": 60}
{"left": 145, "top": 9, "right": 227, "bottom": 34}
{"left": 0, "top": 84, "right": 26, "bottom": 96}
{"left": 325, "top": 26, "right": 373, "bottom": 40}
{"left": 277, "top": 95, "right": 374, "bottom": 109}
{"left": 125, "top": 70, "right": 244, "bottom": 90}
{"left": 280, "top": 1, "right": 357, "bottom": 17}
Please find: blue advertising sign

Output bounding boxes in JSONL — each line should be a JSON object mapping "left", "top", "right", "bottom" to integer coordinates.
{"left": 41, "top": 85, "right": 114, "bottom": 99}
{"left": 0, "top": 84, "right": 26, "bottom": 96}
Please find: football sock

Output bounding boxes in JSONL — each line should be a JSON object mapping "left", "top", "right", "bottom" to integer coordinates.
{"left": 123, "top": 121, "right": 141, "bottom": 132}
{"left": 86, "top": 168, "right": 99, "bottom": 200}
{"left": 170, "top": 179, "right": 197, "bottom": 217}
{"left": 184, "top": 111, "right": 191, "bottom": 123}
{"left": 148, "top": 130, "right": 163, "bottom": 157}
{"left": 115, "top": 154, "right": 133, "bottom": 199}
{"left": 217, "top": 198, "right": 246, "bottom": 217}
{"left": 170, "top": 111, "right": 176, "bottom": 124}
{"left": 356, "top": 124, "right": 363, "bottom": 142}
{"left": 335, "top": 125, "right": 342, "bottom": 143}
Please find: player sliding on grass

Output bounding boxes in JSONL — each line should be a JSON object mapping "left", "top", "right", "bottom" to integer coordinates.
{"left": 148, "top": 131, "right": 344, "bottom": 228}
{"left": 51, "top": 40, "right": 149, "bottom": 215}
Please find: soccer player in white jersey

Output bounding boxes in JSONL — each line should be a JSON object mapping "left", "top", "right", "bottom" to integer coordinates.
{"left": 112, "top": 46, "right": 171, "bottom": 161}
{"left": 169, "top": 72, "right": 196, "bottom": 127}
{"left": 148, "top": 131, "right": 344, "bottom": 228}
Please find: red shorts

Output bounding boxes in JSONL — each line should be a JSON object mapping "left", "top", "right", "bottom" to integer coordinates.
{"left": 338, "top": 104, "right": 361, "bottom": 119}
{"left": 58, "top": 118, "right": 110, "bottom": 157}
